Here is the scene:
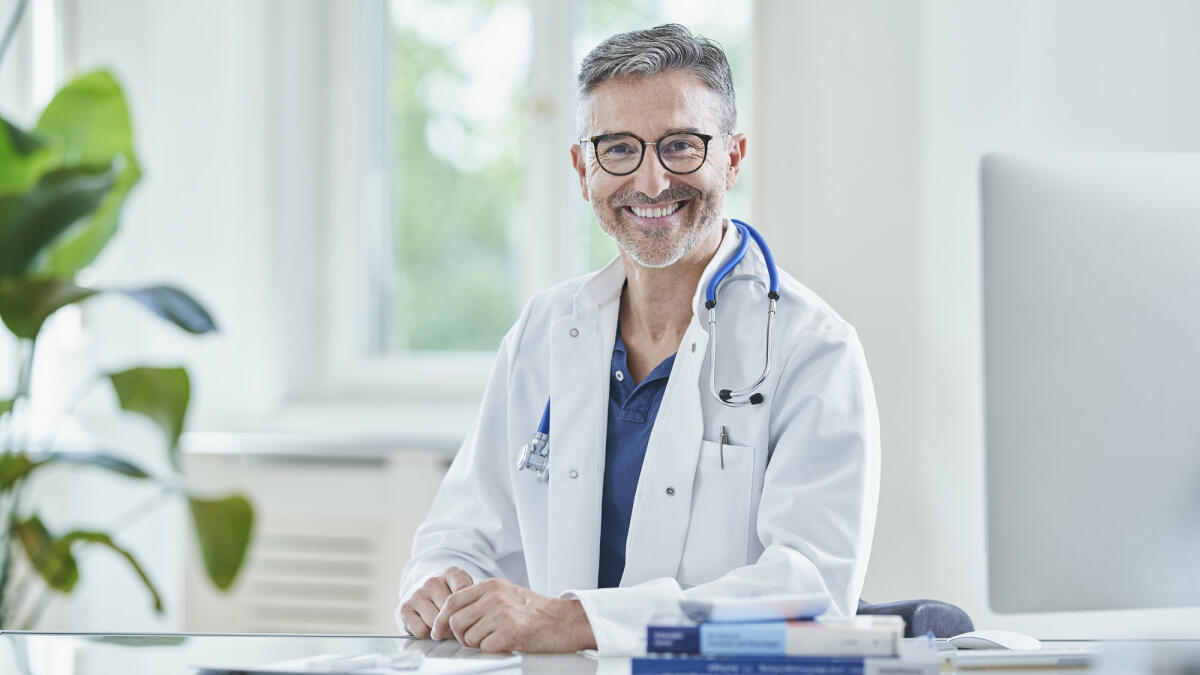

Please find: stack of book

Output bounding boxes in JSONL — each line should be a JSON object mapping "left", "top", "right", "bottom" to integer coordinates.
{"left": 634, "top": 614, "right": 938, "bottom": 674}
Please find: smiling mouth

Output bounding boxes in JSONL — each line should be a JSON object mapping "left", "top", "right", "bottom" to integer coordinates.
{"left": 624, "top": 200, "right": 688, "bottom": 220}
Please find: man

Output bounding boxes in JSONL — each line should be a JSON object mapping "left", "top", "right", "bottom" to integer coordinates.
{"left": 396, "top": 24, "right": 880, "bottom": 655}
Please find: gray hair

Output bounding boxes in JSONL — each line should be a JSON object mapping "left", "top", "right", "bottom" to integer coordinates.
{"left": 577, "top": 24, "right": 737, "bottom": 135}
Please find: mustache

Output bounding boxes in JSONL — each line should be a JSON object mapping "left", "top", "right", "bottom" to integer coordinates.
{"left": 611, "top": 186, "right": 701, "bottom": 207}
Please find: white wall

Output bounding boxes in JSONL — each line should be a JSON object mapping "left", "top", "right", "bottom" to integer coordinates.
{"left": 759, "top": 0, "right": 1200, "bottom": 637}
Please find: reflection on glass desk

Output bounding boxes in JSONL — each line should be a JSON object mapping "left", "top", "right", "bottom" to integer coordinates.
{"left": 1, "top": 633, "right": 1199, "bottom": 674}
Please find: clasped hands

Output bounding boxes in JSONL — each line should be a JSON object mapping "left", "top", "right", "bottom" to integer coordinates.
{"left": 399, "top": 567, "right": 597, "bottom": 653}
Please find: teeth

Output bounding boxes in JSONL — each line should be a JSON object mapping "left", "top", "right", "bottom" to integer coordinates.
{"left": 631, "top": 201, "right": 682, "bottom": 218}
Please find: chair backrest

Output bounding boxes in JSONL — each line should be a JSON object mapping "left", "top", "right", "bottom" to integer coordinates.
{"left": 857, "top": 598, "right": 974, "bottom": 638}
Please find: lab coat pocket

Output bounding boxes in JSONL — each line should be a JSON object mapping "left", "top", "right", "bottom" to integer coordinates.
{"left": 676, "top": 439, "right": 755, "bottom": 587}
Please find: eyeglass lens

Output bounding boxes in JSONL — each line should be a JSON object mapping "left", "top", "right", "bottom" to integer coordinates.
{"left": 594, "top": 133, "right": 708, "bottom": 175}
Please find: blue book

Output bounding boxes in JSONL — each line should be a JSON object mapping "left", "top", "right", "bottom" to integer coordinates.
{"left": 647, "top": 615, "right": 903, "bottom": 657}
{"left": 631, "top": 653, "right": 937, "bottom": 675}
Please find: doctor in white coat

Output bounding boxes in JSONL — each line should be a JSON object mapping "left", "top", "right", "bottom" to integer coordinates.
{"left": 396, "top": 24, "right": 880, "bottom": 655}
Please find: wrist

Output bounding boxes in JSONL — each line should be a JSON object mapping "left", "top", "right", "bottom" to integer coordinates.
{"left": 562, "top": 598, "right": 597, "bottom": 651}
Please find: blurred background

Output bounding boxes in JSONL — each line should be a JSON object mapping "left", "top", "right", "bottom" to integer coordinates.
{"left": 1, "top": 0, "right": 1199, "bottom": 638}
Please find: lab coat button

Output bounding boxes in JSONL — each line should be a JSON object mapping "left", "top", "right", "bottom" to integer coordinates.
{"left": 569, "top": 328, "right": 579, "bottom": 337}
{"left": 691, "top": 342, "right": 696, "bottom": 352}
{"left": 665, "top": 486, "right": 675, "bottom": 496}
{"left": 569, "top": 469, "right": 579, "bottom": 479}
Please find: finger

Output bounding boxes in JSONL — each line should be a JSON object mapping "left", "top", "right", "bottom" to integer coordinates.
{"left": 424, "top": 577, "right": 454, "bottom": 611}
{"left": 477, "top": 621, "right": 517, "bottom": 653}
{"left": 399, "top": 605, "right": 431, "bottom": 639}
{"left": 409, "top": 594, "right": 441, "bottom": 634}
{"left": 431, "top": 583, "right": 491, "bottom": 641}
{"left": 444, "top": 567, "right": 474, "bottom": 593}
{"left": 445, "top": 595, "right": 491, "bottom": 645}
{"left": 462, "top": 610, "right": 505, "bottom": 650}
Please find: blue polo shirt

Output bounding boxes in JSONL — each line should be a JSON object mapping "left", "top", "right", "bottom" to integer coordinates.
{"left": 597, "top": 328, "right": 676, "bottom": 588}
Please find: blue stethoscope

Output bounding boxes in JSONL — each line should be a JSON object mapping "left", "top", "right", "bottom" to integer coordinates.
{"left": 516, "top": 219, "right": 780, "bottom": 482}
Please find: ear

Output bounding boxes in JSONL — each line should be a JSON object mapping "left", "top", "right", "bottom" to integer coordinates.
{"left": 570, "top": 143, "right": 589, "bottom": 201}
{"left": 724, "top": 133, "right": 747, "bottom": 190}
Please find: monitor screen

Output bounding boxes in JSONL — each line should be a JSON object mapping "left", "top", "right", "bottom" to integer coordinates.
{"left": 981, "top": 152, "right": 1200, "bottom": 615}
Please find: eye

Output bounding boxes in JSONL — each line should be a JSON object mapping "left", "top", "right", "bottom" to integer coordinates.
{"left": 604, "top": 143, "right": 634, "bottom": 156}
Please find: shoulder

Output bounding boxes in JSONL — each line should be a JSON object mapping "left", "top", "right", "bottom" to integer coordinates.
{"left": 502, "top": 270, "right": 597, "bottom": 353}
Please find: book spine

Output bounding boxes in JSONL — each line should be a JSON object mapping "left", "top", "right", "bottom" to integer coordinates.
{"left": 630, "top": 656, "right": 937, "bottom": 675}
{"left": 782, "top": 628, "right": 897, "bottom": 657}
{"left": 647, "top": 623, "right": 898, "bottom": 657}
{"left": 646, "top": 624, "right": 702, "bottom": 654}
{"left": 632, "top": 655, "right": 867, "bottom": 674}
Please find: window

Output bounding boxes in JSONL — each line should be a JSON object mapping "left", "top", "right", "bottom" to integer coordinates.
{"left": 330, "top": 0, "right": 755, "bottom": 390}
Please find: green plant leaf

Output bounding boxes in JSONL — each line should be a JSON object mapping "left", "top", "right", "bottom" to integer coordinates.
{"left": 0, "top": 278, "right": 97, "bottom": 340}
{"left": 120, "top": 286, "right": 217, "bottom": 334}
{"left": 108, "top": 367, "right": 189, "bottom": 468}
{"left": 34, "top": 451, "right": 152, "bottom": 480}
{"left": 0, "top": 398, "right": 12, "bottom": 415}
{"left": 14, "top": 516, "right": 77, "bottom": 592}
{"left": 0, "top": 452, "right": 35, "bottom": 490}
{"left": 0, "top": 116, "right": 51, "bottom": 194}
{"left": 0, "top": 280, "right": 217, "bottom": 342}
{"left": 1, "top": 117, "right": 45, "bottom": 156}
{"left": 0, "top": 165, "right": 117, "bottom": 279}
{"left": 31, "top": 70, "right": 142, "bottom": 278}
{"left": 1, "top": 449, "right": 152, "bottom": 492}
{"left": 53, "top": 530, "right": 163, "bottom": 613}
{"left": 14, "top": 516, "right": 164, "bottom": 612}
{"left": 188, "top": 495, "right": 253, "bottom": 591}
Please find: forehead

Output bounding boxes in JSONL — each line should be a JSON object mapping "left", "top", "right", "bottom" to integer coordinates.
{"left": 582, "top": 70, "right": 722, "bottom": 136}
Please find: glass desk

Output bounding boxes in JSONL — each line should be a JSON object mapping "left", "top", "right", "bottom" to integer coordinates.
{"left": 1, "top": 633, "right": 1197, "bottom": 674}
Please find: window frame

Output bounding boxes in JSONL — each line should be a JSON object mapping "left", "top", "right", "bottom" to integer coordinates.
{"left": 310, "top": 0, "right": 758, "bottom": 402}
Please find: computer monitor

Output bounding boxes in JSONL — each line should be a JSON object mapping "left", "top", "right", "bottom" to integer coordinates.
{"left": 981, "top": 152, "right": 1200, "bottom": 615}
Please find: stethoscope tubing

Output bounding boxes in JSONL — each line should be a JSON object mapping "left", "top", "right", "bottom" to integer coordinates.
{"left": 518, "top": 219, "right": 780, "bottom": 480}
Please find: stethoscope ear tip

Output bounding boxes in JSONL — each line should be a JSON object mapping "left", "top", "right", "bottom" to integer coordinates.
{"left": 749, "top": 393, "right": 765, "bottom": 405}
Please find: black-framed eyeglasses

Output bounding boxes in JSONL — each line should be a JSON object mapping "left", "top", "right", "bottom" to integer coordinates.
{"left": 579, "top": 131, "right": 731, "bottom": 176}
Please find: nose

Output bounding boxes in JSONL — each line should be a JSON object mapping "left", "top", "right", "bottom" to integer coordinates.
{"left": 628, "top": 144, "right": 672, "bottom": 197}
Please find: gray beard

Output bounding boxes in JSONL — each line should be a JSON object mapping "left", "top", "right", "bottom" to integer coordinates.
{"left": 592, "top": 186, "right": 725, "bottom": 268}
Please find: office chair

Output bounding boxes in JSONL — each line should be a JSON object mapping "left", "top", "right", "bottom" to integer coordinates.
{"left": 856, "top": 599, "right": 973, "bottom": 638}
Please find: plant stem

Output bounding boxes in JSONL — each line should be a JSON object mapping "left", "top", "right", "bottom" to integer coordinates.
{"left": 0, "top": 0, "right": 29, "bottom": 70}
{"left": 14, "top": 576, "right": 50, "bottom": 631}
{"left": 1, "top": 339, "right": 34, "bottom": 457}
{"left": 36, "top": 373, "right": 102, "bottom": 456}
{"left": 7, "top": 483, "right": 180, "bottom": 630}
{"left": 109, "top": 484, "right": 180, "bottom": 533}
{"left": 0, "top": 339, "right": 35, "bottom": 627}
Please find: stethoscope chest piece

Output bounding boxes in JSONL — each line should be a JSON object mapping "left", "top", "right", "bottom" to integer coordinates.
{"left": 516, "top": 431, "right": 549, "bottom": 481}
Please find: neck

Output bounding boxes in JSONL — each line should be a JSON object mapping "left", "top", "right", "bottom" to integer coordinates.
{"left": 619, "top": 220, "right": 725, "bottom": 343}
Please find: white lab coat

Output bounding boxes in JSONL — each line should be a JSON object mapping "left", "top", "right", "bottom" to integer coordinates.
{"left": 395, "top": 222, "right": 881, "bottom": 655}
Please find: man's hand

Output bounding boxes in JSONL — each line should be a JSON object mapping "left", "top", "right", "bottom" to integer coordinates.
{"left": 399, "top": 566, "right": 475, "bottom": 639}
{"left": 430, "top": 578, "right": 597, "bottom": 653}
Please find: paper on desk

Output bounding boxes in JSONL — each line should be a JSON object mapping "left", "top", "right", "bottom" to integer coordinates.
{"left": 193, "top": 653, "right": 522, "bottom": 674}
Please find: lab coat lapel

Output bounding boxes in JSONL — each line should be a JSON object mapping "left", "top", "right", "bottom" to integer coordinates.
{"left": 620, "top": 322, "right": 709, "bottom": 586}
{"left": 544, "top": 260, "right": 624, "bottom": 595}
{"left": 620, "top": 223, "right": 747, "bottom": 586}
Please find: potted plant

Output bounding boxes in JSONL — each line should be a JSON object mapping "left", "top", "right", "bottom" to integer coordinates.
{"left": 0, "top": 42, "right": 254, "bottom": 628}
